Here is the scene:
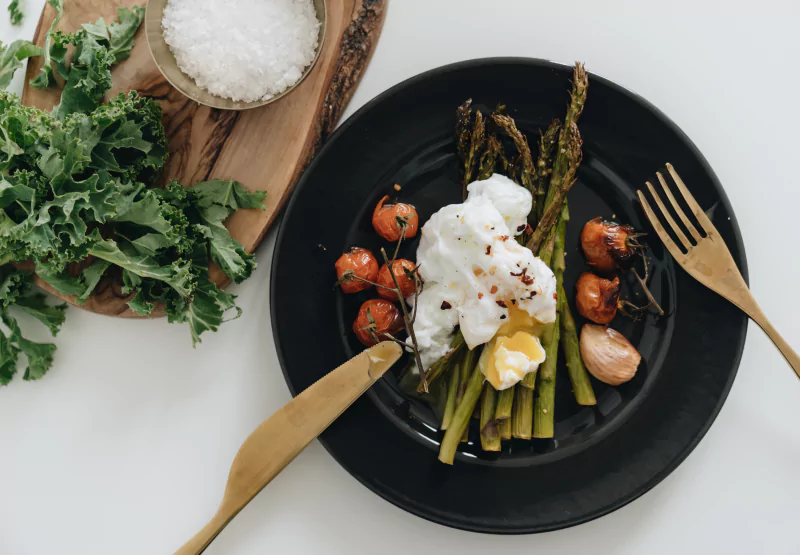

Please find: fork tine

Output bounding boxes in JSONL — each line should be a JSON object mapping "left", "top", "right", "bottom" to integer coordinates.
{"left": 666, "top": 163, "right": 719, "bottom": 236}
{"left": 645, "top": 181, "right": 693, "bottom": 250}
{"left": 637, "top": 191, "right": 686, "bottom": 263}
{"left": 656, "top": 171, "right": 703, "bottom": 242}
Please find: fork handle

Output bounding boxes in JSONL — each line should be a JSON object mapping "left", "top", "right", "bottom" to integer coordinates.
{"left": 742, "top": 300, "right": 800, "bottom": 380}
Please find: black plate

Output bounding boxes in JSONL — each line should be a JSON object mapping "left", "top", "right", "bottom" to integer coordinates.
{"left": 271, "top": 58, "right": 747, "bottom": 533}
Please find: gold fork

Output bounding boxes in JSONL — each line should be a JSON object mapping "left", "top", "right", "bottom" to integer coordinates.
{"left": 637, "top": 163, "right": 800, "bottom": 379}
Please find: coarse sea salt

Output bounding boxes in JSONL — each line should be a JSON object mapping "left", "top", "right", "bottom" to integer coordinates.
{"left": 162, "top": 0, "right": 320, "bottom": 103}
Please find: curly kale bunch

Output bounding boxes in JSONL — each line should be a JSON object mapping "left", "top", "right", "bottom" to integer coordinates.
{"left": 0, "top": 5, "right": 266, "bottom": 384}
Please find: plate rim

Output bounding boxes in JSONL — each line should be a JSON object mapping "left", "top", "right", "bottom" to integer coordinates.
{"left": 270, "top": 56, "right": 749, "bottom": 533}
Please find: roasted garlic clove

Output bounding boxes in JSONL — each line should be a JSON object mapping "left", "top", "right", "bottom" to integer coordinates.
{"left": 579, "top": 324, "right": 641, "bottom": 385}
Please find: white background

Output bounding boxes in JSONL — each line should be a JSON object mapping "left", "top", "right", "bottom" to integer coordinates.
{"left": 2, "top": 1, "right": 800, "bottom": 554}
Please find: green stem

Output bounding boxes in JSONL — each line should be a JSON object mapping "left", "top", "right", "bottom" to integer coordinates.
{"left": 533, "top": 313, "right": 560, "bottom": 438}
{"left": 525, "top": 123, "right": 582, "bottom": 254}
{"left": 380, "top": 248, "right": 427, "bottom": 392}
{"left": 480, "top": 384, "right": 501, "bottom": 452}
{"left": 522, "top": 205, "right": 567, "bottom": 389}
{"left": 494, "top": 385, "right": 514, "bottom": 441}
{"left": 456, "top": 99, "right": 473, "bottom": 165}
{"left": 526, "top": 63, "right": 587, "bottom": 252}
{"left": 417, "top": 331, "right": 466, "bottom": 393}
{"left": 441, "top": 361, "right": 462, "bottom": 430}
{"left": 497, "top": 415, "right": 511, "bottom": 440}
{"left": 520, "top": 354, "right": 543, "bottom": 389}
{"left": 511, "top": 386, "right": 533, "bottom": 439}
{"left": 477, "top": 134, "right": 502, "bottom": 181}
{"left": 537, "top": 229, "right": 557, "bottom": 268}
{"left": 534, "top": 119, "right": 561, "bottom": 223}
{"left": 463, "top": 110, "right": 486, "bottom": 196}
{"left": 563, "top": 62, "right": 589, "bottom": 133}
{"left": 494, "top": 386, "right": 514, "bottom": 421}
{"left": 458, "top": 346, "right": 477, "bottom": 442}
{"left": 456, "top": 345, "right": 474, "bottom": 402}
{"left": 559, "top": 283, "right": 596, "bottom": 406}
{"left": 439, "top": 358, "right": 485, "bottom": 465}
{"left": 492, "top": 113, "right": 535, "bottom": 196}
{"left": 533, "top": 211, "right": 567, "bottom": 438}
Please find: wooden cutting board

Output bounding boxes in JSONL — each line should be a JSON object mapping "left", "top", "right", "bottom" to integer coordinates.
{"left": 21, "top": 0, "right": 386, "bottom": 317}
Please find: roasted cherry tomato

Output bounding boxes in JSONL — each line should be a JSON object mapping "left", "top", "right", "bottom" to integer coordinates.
{"left": 353, "top": 299, "right": 404, "bottom": 346}
{"left": 335, "top": 247, "right": 379, "bottom": 293}
{"left": 376, "top": 259, "right": 417, "bottom": 301}
{"left": 575, "top": 272, "right": 621, "bottom": 325}
{"left": 581, "top": 217, "right": 640, "bottom": 273}
{"left": 372, "top": 195, "right": 419, "bottom": 242}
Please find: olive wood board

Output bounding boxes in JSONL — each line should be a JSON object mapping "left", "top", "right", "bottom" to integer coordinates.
{"left": 21, "top": 0, "right": 387, "bottom": 317}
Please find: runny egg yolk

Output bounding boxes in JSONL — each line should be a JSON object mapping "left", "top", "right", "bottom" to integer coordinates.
{"left": 496, "top": 304, "right": 537, "bottom": 337}
{"left": 482, "top": 331, "right": 546, "bottom": 390}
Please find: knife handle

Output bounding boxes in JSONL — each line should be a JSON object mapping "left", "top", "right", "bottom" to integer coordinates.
{"left": 174, "top": 342, "right": 401, "bottom": 555}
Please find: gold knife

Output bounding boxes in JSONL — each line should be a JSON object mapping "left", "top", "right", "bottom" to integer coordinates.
{"left": 174, "top": 341, "right": 403, "bottom": 555}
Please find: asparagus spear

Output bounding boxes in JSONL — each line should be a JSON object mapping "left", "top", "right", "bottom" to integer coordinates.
{"left": 458, "top": 345, "right": 477, "bottom": 442}
{"left": 417, "top": 331, "right": 466, "bottom": 392}
{"left": 559, "top": 282, "right": 597, "bottom": 406}
{"left": 456, "top": 99, "right": 473, "bottom": 165}
{"left": 526, "top": 122, "right": 582, "bottom": 254}
{"left": 533, "top": 212, "right": 568, "bottom": 438}
{"left": 534, "top": 119, "right": 561, "bottom": 222}
{"left": 526, "top": 62, "right": 587, "bottom": 252}
{"left": 520, "top": 210, "right": 562, "bottom": 392}
{"left": 496, "top": 142, "right": 510, "bottom": 175}
{"left": 550, "top": 197, "right": 595, "bottom": 409}
{"left": 463, "top": 110, "right": 486, "bottom": 197}
{"left": 537, "top": 228, "right": 557, "bottom": 268}
{"left": 494, "top": 386, "right": 513, "bottom": 441}
{"left": 439, "top": 357, "right": 485, "bottom": 465}
{"left": 457, "top": 345, "right": 474, "bottom": 402}
{"left": 519, "top": 196, "right": 560, "bottom": 390}
{"left": 511, "top": 385, "right": 534, "bottom": 439}
{"left": 477, "top": 134, "right": 502, "bottom": 181}
{"left": 495, "top": 386, "right": 514, "bottom": 421}
{"left": 497, "top": 415, "right": 512, "bottom": 440}
{"left": 441, "top": 361, "right": 462, "bottom": 430}
{"left": 520, "top": 325, "right": 548, "bottom": 388}
{"left": 563, "top": 62, "right": 589, "bottom": 133}
{"left": 492, "top": 114, "right": 535, "bottom": 197}
{"left": 480, "top": 384, "right": 501, "bottom": 452}
{"left": 533, "top": 314, "right": 560, "bottom": 438}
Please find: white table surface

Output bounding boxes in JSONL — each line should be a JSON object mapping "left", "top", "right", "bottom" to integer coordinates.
{"left": 2, "top": 1, "right": 800, "bottom": 553}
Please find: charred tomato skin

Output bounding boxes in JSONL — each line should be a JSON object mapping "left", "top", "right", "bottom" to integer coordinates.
{"left": 376, "top": 259, "right": 417, "bottom": 301}
{"left": 581, "top": 217, "right": 637, "bottom": 273}
{"left": 575, "top": 272, "right": 621, "bottom": 325}
{"left": 372, "top": 195, "right": 419, "bottom": 242}
{"left": 353, "top": 299, "right": 404, "bottom": 346}
{"left": 335, "top": 247, "right": 379, "bottom": 293}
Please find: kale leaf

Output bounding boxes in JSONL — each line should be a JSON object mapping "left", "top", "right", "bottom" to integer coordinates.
{"left": 0, "top": 267, "right": 65, "bottom": 384}
{"left": 0, "top": 5, "right": 267, "bottom": 383}
{"left": 81, "top": 6, "right": 145, "bottom": 64}
{"left": 29, "top": 0, "right": 64, "bottom": 90}
{"left": 0, "top": 40, "right": 42, "bottom": 89}
{"left": 8, "top": 0, "right": 23, "bottom": 25}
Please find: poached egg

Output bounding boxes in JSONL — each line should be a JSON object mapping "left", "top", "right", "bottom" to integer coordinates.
{"left": 408, "top": 174, "right": 557, "bottom": 389}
